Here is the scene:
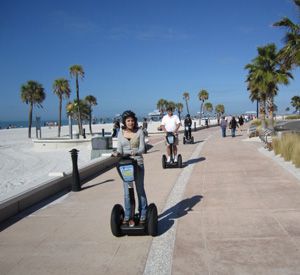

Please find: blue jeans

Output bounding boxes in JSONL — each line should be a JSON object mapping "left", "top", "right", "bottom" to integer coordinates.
{"left": 123, "top": 164, "right": 148, "bottom": 219}
{"left": 231, "top": 128, "right": 236, "bottom": 137}
{"left": 221, "top": 127, "right": 226, "bottom": 137}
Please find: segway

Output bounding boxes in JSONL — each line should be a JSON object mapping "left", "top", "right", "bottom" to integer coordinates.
{"left": 162, "top": 132, "right": 183, "bottom": 169}
{"left": 110, "top": 156, "right": 158, "bottom": 237}
{"left": 183, "top": 126, "right": 194, "bottom": 144}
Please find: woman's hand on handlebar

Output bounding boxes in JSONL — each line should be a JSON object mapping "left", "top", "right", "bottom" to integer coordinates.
{"left": 111, "top": 151, "right": 120, "bottom": 157}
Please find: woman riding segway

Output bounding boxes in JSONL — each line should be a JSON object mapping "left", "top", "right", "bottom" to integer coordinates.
{"left": 111, "top": 110, "right": 157, "bottom": 237}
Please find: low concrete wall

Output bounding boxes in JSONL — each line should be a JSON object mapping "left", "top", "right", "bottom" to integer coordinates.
{"left": 33, "top": 138, "right": 91, "bottom": 150}
{"left": 0, "top": 156, "right": 119, "bottom": 224}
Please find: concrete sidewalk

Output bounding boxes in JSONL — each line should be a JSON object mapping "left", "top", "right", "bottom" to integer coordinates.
{"left": 1, "top": 127, "right": 300, "bottom": 275}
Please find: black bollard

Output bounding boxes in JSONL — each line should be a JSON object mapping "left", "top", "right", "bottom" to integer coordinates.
{"left": 83, "top": 128, "right": 86, "bottom": 139}
{"left": 194, "top": 122, "right": 197, "bottom": 132}
{"left": 102, "top": 128, "right": 105, "bottom": 137}
{"left": 70, "top": 148, "right": 81, "bottom": 191}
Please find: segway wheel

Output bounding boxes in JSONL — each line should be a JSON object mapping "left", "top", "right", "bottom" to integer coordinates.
{"left": 177, "top": 154, "right": 183, "bottom": 168}
{"left": 110, "top": 204, "right": 124, "bottom": 237}
{"left": 162, "top": 155, "right": 167, "bottom": 169}
{"left": 183, "top": 137, "right": 186, "bottom": 144}
{"left": 191, "top": 137, "right": 194, "bottom": 144}
{"left": 147, "top": 203, "right": 158, "bottom": 236}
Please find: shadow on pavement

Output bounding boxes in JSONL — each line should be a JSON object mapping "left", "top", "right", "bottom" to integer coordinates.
{"left": 81, "top": 179, "right": 115, "bottom": 191}
{"left": 157, "top": 195, "right": 203, "bottom": 236}
{"left": 183, "top": 157, "right": 206, "bottom": 166}
{"left": 0, "top": 190, "right": 69, "bottom": 232}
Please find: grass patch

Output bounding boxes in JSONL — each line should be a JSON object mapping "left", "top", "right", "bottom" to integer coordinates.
{"left": 250, "top": 119, "right": 262, "bottom": 127}
{"left": 272, "top": 133, "right": 300, "bottom": 166}
{"left": 281, "top": 134, "right": 295, "bottom": 161}
{"left": 286, "top": 115, "right": 300, "bottom": 120}
{"left": 272, "top": 137, "right": 281, "bottom": 155}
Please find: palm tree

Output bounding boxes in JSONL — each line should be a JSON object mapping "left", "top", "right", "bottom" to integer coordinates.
{"left": 245, "top": 62, "right": 267, "bottom": 122}
{"left": 245, "top": 44, "right": 293, "bottom": 127}
{"left": 70, "top": 64, "right": 85, "bottom": 135}
{"left": 53, "top": 78, "right": 71, "bottom": 137}
{"left": 176, "top": 102, "right": 184, "bottom": 121}
{"left": 85, "top": 95, "right": 98, "bottom": 135}
{"left": 156, "top": 98, "right": 168, "bottom": 116}
{"left": 204, "top": 102, "right": 213, "bottom": 113}
{"left": 215, "top": 104, "right": 225, "bottom": 124}
{"left": 291, "top": 95, "right": 300, "bottom": 113}
{"left": 66, "top": 99, "right": 90, "bottom": 122}
{"left": 166, "top": 101, "right": 176, "bottom": 112}
{"left": 182, "top": 92, "right": 190, "bottom": 114}
{"left": 198, "top": 89, "right": 209, "bottom": 123}
{"left": 273, "top": 0, "right": 300, "bottom": 70}
{"left": 20, "top": 80, "right": 46, "bottom": 138}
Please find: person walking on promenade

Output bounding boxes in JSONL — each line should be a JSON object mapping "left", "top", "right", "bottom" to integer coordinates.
{"left": 161, "top": 106, "right": 181, "bottom": 162}
{"left": 229, "top": 116, "right": 238, "bottom": 137}
{"left": 142, "top": 117, "right": 148, "bottom": 137}
{"left": 220, "top": 116, "right": 227, "bottom": 137}
{"left": 238, "top": 115, "right": 244, "bottom": 133}
{"left": 112, "top": 120, "right": 120, "bottom": 138}
{"left": 112, "top": 110, "right": 148, "bottom": 227}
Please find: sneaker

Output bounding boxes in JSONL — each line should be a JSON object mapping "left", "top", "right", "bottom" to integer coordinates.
{"left": 167, "top": 156, "right": 171, "bottom": 163}
{"left": 129, "top": 219, "right": 135, "bottom": 227}
{"left": 174, "top": 155, "right": 178, "bottom": 162}
{"left": 123, "top": 217, "right": 129, "bottom": 225}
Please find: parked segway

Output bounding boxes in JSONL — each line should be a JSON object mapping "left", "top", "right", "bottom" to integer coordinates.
{"left": 110, "top": 156, "right": 158, "bottom": 237}
{"left": 183, "top": 126, "right": 194, "bottom": 144}
{"left": 162, "top": 132, "right": 183, "bottom": 169}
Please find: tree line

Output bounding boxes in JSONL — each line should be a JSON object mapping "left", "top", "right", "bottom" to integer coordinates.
{"left": 156, "top": 90, "right": 225, "bottom": 123}
{"left": 245, "top": 0, "right": 300, "bottom": 128}
{"left": 20, "top": 64, "right": 97, "bottom": 138}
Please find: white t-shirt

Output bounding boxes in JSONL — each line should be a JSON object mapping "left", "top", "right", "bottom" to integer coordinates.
{"left": 161, "top": 114, "right": 181, "bottom": 132}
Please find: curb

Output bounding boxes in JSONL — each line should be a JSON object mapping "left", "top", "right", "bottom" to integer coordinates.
{"left": 0, "top": 156, "right": 119, "bottom": 224}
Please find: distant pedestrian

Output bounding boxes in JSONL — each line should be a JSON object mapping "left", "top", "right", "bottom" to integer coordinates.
{"left": 142, "top": 118, "right": 148, "bottom": 137}
{"left": 220, "top": 116, "right": 227, "bottom": 137}
{"left": 112, "top": 120, "right": 120, "bottom": 138}
{"left": 238, "top": 116, "right": 244, "bottom": 132}
{"left": 229, "top": 116, "right": 238, "bottom": 137}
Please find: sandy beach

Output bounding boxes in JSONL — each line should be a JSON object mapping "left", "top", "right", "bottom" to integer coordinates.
{"left": 0, "top": 122, "right": 116, "bottom": 202}
{"left": 0, "top": 119, "right": 211, "bottom": 203}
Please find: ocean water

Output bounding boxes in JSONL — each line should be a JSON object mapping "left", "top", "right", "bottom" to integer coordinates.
{"left": 0, "top": 118, "right": 117, "bottom": 130}
{"left": 0, "top": 120, "right": 69, "bottom": 129}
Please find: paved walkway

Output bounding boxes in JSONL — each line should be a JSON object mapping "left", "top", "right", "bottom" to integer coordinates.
{"left": 1, "top": 126, "right": 300, "bottom": 275}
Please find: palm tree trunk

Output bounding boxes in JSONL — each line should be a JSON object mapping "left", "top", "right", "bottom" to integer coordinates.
{"left": 199, "top": 101, "right": 204, "bottom": 124}
{"left": 28, "top": 103, "right": 33, "bottom": 138}
{"left": 89, "top": 110, "right": 92, "bottom": 135}
{"left": 58, "top": 97, "right": 62, "bottom": 137}
{"left": 267, "top": 95, "right": 274, "bottom": 128}
{"left": 259, "top": 100, "right": 266, "bottom": 129}
{"left": 76, "top": 76, "right": 82, "bottom": 135}
{"left": 185, "top": 99, "right": 190, "bottom": 114}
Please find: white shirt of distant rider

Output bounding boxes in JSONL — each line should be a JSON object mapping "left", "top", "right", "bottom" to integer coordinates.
{"left": 161, "top": 114, "right": 181, "bottom": 132}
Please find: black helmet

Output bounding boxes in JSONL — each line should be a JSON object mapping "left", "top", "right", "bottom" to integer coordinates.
{"left": 122, "top": 110, "right": 136, "bottom": 120}
{"left": 121, "top": 110, "right": 138, "bottom": 128}
{"left": 186, "top": 114, "right": 190, "bottom": 118}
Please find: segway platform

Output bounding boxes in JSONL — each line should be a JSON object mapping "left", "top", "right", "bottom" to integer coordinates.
{"left": 110, "top": 157, "right": 158, "bottom": 237}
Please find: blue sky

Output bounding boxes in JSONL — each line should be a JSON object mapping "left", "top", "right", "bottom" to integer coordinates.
{"left": 1, "top": 0, "right": 300, "bottom": 121}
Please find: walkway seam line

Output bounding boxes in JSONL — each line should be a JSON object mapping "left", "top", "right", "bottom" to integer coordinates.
{"left": 143, "top": 137, "right": 209, "bottom": 275}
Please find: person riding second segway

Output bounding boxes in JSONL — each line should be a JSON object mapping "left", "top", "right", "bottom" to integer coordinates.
{"left": 161, "top": 106, "right": 181, "bottom": 163}
{"left": 112, "top": 110, "right": 148, "bottom": 227}
{"left": 184, "top": 114, "right": 192, "bottom": 140}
